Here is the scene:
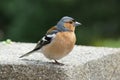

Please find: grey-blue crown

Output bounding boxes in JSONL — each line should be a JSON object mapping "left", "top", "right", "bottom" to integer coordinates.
{"left": 56, "top": 16, "right": 74, "bottom": 31}
{"left": 59, "top": 16, "right": 74, "bottom": 22}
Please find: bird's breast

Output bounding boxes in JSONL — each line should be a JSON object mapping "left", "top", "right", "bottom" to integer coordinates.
{"left": 41, "top": 32, "right": 76, "bottom": 60}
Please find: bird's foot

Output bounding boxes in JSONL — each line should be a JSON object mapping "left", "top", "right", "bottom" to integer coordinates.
{"left": 53, "top": 60, "right": 64, "bottom": 65}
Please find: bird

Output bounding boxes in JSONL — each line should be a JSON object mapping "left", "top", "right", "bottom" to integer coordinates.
{"left": 19, "top": 16, "right": 81, "bottom": 65}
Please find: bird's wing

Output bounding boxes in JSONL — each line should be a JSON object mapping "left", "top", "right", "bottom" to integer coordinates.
{"left": 19, "top": 26, "right": 58, "bottom": 58}
{"left": 33, "top": 26, "right": 58, "bottom": 51}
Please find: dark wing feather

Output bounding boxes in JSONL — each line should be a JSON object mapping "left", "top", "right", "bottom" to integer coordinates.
{"left": 33, "top": 35, "right": 52, "bottom": 50}
{"left": 19, "top": 30, "right": 58, "bottom": 58}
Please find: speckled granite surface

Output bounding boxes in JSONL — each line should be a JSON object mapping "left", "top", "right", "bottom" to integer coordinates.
{"left": 0, "top": 42, "right": 120, "bottom": 80}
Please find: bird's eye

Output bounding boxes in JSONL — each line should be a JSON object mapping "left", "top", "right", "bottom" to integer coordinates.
{"left": 66, "top": 21, "right": 73, "bottom": 24}
{"left": 69, "top": 21, "right": 73, "bottom": 24}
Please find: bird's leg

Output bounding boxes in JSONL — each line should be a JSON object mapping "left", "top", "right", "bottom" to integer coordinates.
{"left": 54, "top": 60, "right": 59, "bottom": 64}
{"left": 54, "top": 60, "right": 64, "bottom": 65}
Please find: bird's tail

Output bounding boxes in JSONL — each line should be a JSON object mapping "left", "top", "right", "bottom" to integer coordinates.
{"left": 19, "top": 50, "right": 36, "bottom": 58}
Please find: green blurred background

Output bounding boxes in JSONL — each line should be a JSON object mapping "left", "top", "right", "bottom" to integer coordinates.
{"left": 0, "top": 0, "right": 120, "bottom": 47}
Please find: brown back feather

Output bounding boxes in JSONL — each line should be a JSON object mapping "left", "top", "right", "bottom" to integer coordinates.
{"left": 47, "top": 26, "right": 57, "bottom": 34}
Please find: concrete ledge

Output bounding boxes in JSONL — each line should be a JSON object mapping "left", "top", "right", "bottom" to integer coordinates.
{"left": 0, "top": 42, "right": 120, "bottom": 80}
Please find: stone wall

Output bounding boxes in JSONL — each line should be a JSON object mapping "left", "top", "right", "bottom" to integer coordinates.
{"left": 0, "top": 42, "right": 120, "bottom": 80}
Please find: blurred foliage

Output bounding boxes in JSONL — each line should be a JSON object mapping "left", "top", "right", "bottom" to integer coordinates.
{"left": 0, "top": 0, "right": 120, "bottom": 47}
{"left": 92, "top": 39, "right": 120, "bottom": 48}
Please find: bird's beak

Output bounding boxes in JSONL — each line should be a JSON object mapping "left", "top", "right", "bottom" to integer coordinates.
{"left": 75, "top": 21, "right": 82, "bottom": 26}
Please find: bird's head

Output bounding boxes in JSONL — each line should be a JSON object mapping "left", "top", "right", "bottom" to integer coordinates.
{"left": 56, "top": 16, "right": 81, "bottom": 32}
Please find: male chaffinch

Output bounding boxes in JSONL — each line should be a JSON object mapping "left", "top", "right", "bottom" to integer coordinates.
{"left": 19, "top": 16, "right": 81, "bottom": 64}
